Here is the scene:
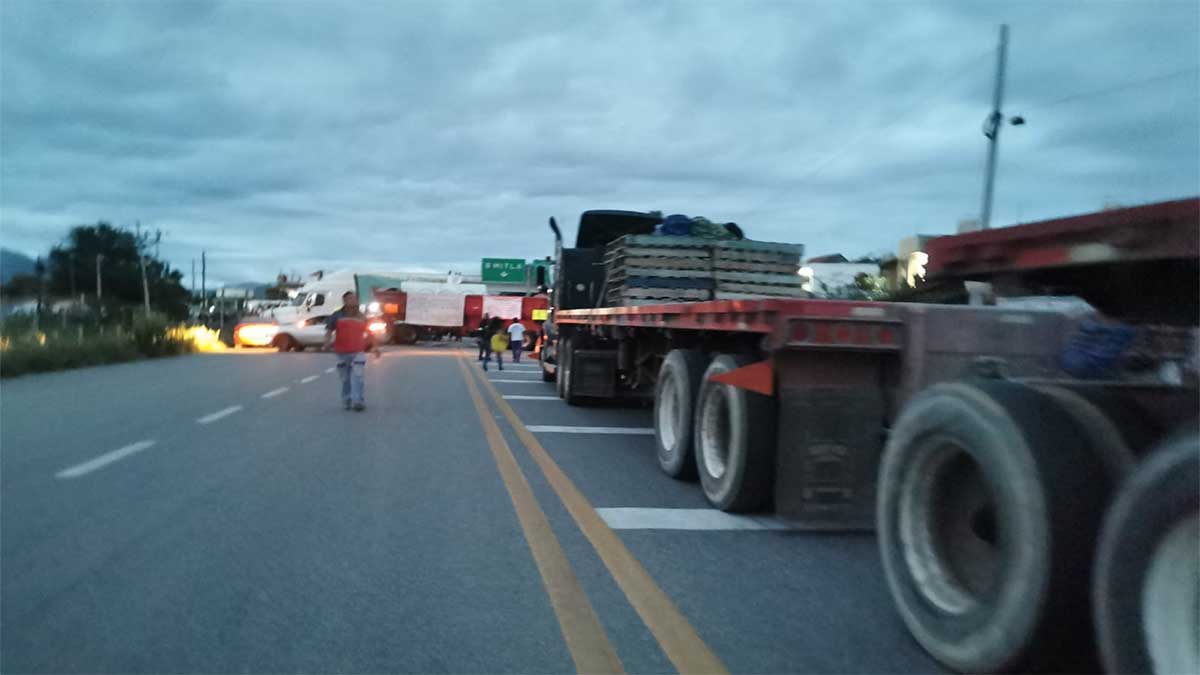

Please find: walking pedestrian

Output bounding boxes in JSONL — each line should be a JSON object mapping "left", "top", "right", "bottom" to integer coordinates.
{"left": 507, "top": 318, "right": 526, "bottom": 363}
{"left": 485, "top": 324, "right": 508, "bottom": 371}
{"left": 323, "top": 291, "right": 381, "bottom": 411}
{"left": 476, "top": 313, "right": 491, "bottom": 361}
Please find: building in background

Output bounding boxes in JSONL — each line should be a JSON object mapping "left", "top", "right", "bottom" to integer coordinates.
{"left": 883, "top": 235, "right": 937, "bottom": 292}
{"left": 799, "top": 255, "right": 883, "bottom": 298}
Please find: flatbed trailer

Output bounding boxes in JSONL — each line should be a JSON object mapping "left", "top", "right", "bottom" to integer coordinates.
{"left": 542, "top": 201, "right": 1199, "bottom": 673}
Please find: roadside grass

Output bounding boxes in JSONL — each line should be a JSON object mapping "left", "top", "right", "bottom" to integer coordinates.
{"left": 0, "top": 313, "right": 222, "bottom": 378}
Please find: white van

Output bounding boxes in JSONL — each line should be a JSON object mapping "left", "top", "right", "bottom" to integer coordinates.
{"left": 267, "top": 272, "right": 358, "bottom": 351}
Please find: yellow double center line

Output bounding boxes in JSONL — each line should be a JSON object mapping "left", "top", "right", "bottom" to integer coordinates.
{"left": 457, "top": 357, "right": 624, "bottom": 673}
{"left": 457, "top": 355, "right": 727, "bottom": 674}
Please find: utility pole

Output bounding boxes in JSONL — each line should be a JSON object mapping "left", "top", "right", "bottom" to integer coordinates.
{"left": 95, "top": 253, "right": 104, "bottom": 302}
{"left": 200, "top": 248, "right": 207, "bottom": 306}
{"left": 137, "top": 221, "right": 151, "bottom": 316}
{"left": 979, "top": 24, "right": 1009, "bottom": 230}
{"left": 33, "top": 257, "right": 45, "bottom": 334}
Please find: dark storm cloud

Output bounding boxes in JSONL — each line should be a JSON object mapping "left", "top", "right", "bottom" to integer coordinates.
{"left": 2, "top": 0, "right": 1197, "bottom": 283}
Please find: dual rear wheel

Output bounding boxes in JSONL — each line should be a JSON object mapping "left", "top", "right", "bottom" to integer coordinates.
{"left": 653, "top": 350, "right": 775, "bottom": 513}
{"left": 878, "top": 380, "right": 1198, "bottom": 673}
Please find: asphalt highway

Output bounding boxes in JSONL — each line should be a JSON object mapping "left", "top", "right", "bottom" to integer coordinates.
{"left": 1, "top": 345, "right": 943, "bottom": 674}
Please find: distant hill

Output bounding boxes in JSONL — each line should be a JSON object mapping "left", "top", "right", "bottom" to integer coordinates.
{"left": 0, "top": 249, "right": 36, "bottom": 284}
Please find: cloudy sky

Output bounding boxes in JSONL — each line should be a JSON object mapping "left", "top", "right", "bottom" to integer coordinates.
{"left": 2, "top": 1, "right": 1197, "bottom": 285}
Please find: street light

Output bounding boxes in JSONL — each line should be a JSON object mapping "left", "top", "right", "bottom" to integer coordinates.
{"left": 979, "top": 24, "right": 1026, "bottom": 229}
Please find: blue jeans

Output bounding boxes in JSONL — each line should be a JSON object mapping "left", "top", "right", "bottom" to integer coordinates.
{"left": 483, "top": 349, "right": 502, "bottom": 370}
{"left": 336, "top": 352, "right": 366, "bottom": 406}
{"left": 511, "top": 342, "right": 523, "bottom": 363}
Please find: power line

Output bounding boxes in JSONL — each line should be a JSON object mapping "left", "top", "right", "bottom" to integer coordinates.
{"left": 795, "top": 45, "right": 998, "bottom": 183}
{"left": 1019, "top": 66, "right": 1200, "bottom": 111}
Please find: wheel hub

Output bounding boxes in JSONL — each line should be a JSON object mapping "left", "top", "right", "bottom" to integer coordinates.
{"left": 900, "top": 440, "right": 1005, "bottom": 615}
{"left": 1143, "top": 515, "right": 1199, "bottom": 675}
{"left": 701, "top": 387, "right": 731, "bottom": 479}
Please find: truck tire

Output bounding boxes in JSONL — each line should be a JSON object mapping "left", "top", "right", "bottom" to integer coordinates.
{"left": 877, "top": 380, "right": 1111, "bottom": 673}
{"left": 1093, "top": 432, "right": 1199, "bottom": 675}
{"left": 556, "top": 339, "right": 568, "bottom": 398}
{"left": 693, "top": 354, "right": 776, "bottom": 512}
{"left": 560, "top": 337, "right": 582, "bottom": 406}
{"left": 654, "top": 349, "right": 707, "bottom": 480}
{"left": 1032, "top": 384, "right": 1156, "bottom": 480}
{"left": 540, "top": 348, "right": 555, "bottom": 382}
{"left": 393, "top": 324, "right": 418, "bottom": 345}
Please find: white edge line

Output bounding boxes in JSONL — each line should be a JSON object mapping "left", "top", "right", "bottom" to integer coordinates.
{"left": 325, "top": 367, "right": 336, "bottom": 373}
{"left": 596, "top": 507, "right": 795, "bottom": 531}
{"left": 300, "top": 375, "right": 320, "bottom": 383}
{"left": 197, "top": 405, "right": 244, "bottom": 425}
{"left": 526, "top": 425, "right": 655, "bottom": 435}
{"left": 56, "top": 440, "right": 156, "bottom": 479}
{"left": 261, "top": 387, "right": 289, "bottom": 399}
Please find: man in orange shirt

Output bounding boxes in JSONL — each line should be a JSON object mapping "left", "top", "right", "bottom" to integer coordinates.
{"left": 323, "top": 292, "right": 381, "bottom": 411}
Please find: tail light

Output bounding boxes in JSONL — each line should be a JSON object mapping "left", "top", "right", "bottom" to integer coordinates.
{"left": 789, "top": 320, "right": 902, "bottom": 349}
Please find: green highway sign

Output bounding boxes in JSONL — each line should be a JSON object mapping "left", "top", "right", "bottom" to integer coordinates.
{"left": 481, "top": 258, "right": 527, "bottom": 283}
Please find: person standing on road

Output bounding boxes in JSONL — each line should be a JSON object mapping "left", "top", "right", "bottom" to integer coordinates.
{"left": 507, "top": 318, "right": 526, "bottom": 363}
{"left": 485, "top": 323, "right": 508, "bottom": 371}
{"left": 323, "top": 291, "right": 381, "bottom": 411}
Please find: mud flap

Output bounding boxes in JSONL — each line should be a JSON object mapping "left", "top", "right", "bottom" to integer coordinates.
{"left": 774, "top": 386, "right": 884, "bottom": 530}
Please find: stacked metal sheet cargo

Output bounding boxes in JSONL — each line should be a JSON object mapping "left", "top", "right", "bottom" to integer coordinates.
{"left": 710, "top": 239, "right": 807, "bottom": 300}
{"left": 602, "top": 234, "right": 805, "bottom": 306}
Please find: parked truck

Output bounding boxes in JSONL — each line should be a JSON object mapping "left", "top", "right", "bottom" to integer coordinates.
{"left": 540, "top": 201, "right": 1198, "bottom": 673}
{"left": 267, "top": 271, "right": 538, "bottom": 348}
{"left": 368, "top": 288, "right": 549, "bottom": 345}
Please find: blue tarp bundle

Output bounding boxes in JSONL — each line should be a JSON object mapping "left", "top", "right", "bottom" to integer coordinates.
{"left": 658, "top": 214, "right": 694, "bottom": 236}
{"left": 1060, "top": 319, "right": 1137, "bottom": 379}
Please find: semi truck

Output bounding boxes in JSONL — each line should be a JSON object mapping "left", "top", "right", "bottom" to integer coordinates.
{"left": 265, "top": 271, "right": 547, "bottom": 348}
{"left": 540, "top": 201, "right": 1198, "bottom": 673}
{"left": 368, "top": 288, "right": 548, "bottom": 344}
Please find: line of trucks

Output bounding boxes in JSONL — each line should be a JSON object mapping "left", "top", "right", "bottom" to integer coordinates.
{"left": 537, "top": 201, "right": 1198, "bottom": 673}
{"left": 234, "top": 270, "right": 548, "bottom": 350}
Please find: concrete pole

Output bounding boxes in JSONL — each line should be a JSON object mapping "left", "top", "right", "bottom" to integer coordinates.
{"left": 980, "top": 24, "right": 1009, "bottom": 230}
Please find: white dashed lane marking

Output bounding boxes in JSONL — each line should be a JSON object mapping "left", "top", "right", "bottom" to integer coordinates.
{"left": 56, "top": 440, "right": 157, "bottom": 479}
{"left": 261, "top": 387, "right": 289, "bottom": 399}
{"left": 197, "top": 405, "right": 243, "bottom": 425}
{"left": 597, "top": 508, "right": 793, "bottom": 531}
